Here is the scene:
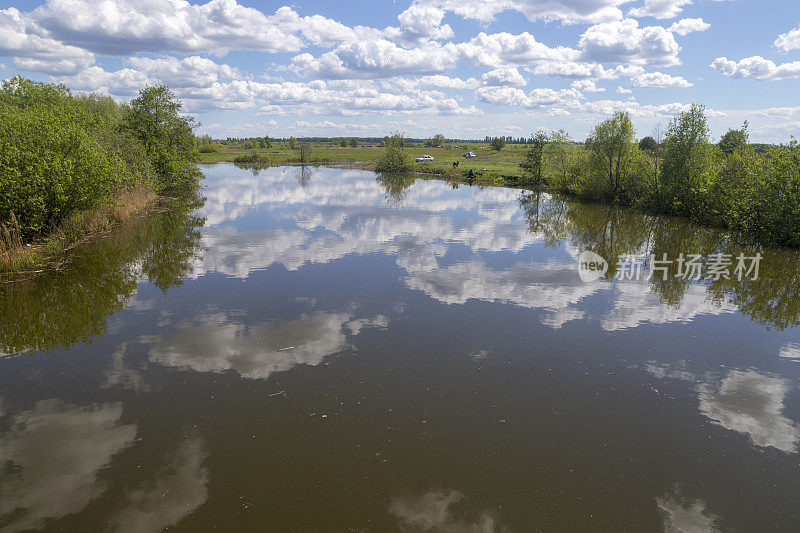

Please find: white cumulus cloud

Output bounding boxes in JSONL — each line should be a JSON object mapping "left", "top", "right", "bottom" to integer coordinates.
{"left": 668, "top": 18, "right": 711, "bottom": 36}
{"left": 711, "top": 56, "right": 800, "bottom": 81}
{"left": 775, "top": 25, "right": 800, "bottom": 52}
{"left": 0, "top": 7, "right": 95, "bottom": 74}
{"left": 482, "top": 67, "right": 527, "bottom": 86}
{"left": 629, "top": 0, "right": 694, "bottom": 19}
{"left": 580, "top": 19, "right": 682, "bottom": 66}
{"left": 631, "top": 71, "right": 692, "bottom": 87}
{"left": 414, "top": 0, "right": 629, "bottom": 24}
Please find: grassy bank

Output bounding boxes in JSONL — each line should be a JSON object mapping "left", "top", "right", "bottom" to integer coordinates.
{"left": 199, "top": 141, "right": 528, "bottom": 181}
{"left": 1, "top": 185, "right": 158, "bottom": 277}
{"left": 0, "top": 77, "right": 201, "bottom": 275}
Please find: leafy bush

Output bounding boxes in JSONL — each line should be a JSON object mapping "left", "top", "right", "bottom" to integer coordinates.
{"left": 490, "top": 137, "right": 506, "bottom": 151}
{"left": 199, "top": 143, "right": 220, "bottom": 153}
{"left": 0, "top": 77, "right": 201, "bottom": 241}
{"left": 298, "top": 142, "right": 312, "bottom": 163}
{"left": 375, "top": 134, "right": 412, "bottom": 172}
{"left": 534, "top": 105, "right": 800, "bottom": 247}
{"left": 0, "top": 102, "right": 131, "bottom": 237}
{"left": 519, "top": 133, "right": 546, "bottom": 186}
{"left": 719, "top": 123, "right": 749, "bottom": 154}
{"left": 233, "top": 153, "right": 268, "bottom": 164}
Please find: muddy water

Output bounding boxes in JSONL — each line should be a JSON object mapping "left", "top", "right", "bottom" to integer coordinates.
{"left": 2, "top": 164, "right": 800, "bottom": 531}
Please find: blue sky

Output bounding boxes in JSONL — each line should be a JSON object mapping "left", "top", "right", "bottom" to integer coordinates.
{"left": 1, "top": 0, "right": 799, "bottom": 142}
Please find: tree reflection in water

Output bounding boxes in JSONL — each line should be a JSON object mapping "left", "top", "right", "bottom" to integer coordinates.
{"left": 0, "top": 194, "right": 206, "bottom": 354}
{"left": 519, "top": 191, "right": 800, "bottom": 330}
{"left": 376, "top": 172, "right": 417, "bottom": 208}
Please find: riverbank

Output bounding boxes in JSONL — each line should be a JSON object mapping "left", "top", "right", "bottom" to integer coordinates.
{"left": 1, "top": 78, "right": 201, "bottom": 278}
{"left": 204, "top": 157, "right": 800, "bottom": 252}
{"left": 199, "top": 142, "right": 527, "bottom": 181}
{"left": 1, "top": 185, "right": 159, "bottom": 278}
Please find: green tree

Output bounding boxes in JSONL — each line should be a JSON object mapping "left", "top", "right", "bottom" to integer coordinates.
{"left": 0, "top": 78, "right": 137, "bottom": 236}
{"left": 520, "top": 132, "right": 547, "bottom": 186}
{"left": 298, "top": 141, "right": 312, "bottom": 163}
{"left": 375, "top": 133, "right": 411, "bottom": 172}
{"left": 123, "top": 85, "right": 199, "bottom": 192}
{"left": 0, "top": 76, "right": 75, "bottom": 111}
{"left": 545, "top": 129, "right": 573, "bottom": 189}
{"left": 659, "top": 104, "right": 714, "bottom": 215}
{"left": 639, "top": 136, "right": 658, "bottom": 153}
{"left": 0, "top": 105, "right": 129, "bottom": 236}
{"left": 490, "top": 137, "right": 506, "bottom": 151}
{"left": 719, "top": 122, "right": 749, "bottom": 154}
{"left": 349, "top": 137, "right": 358, "bottom": 148}
{"left": 425, "top": 133, "right": 446, "bottom": 147}
{"left": 288, "top": 136, "right": 298, "bottom": 149}
{"left": 585, "top": 111, "right": 635, "bottom": 200}
{"left": 340, "top": 138, "right": 349, "bottom": 147}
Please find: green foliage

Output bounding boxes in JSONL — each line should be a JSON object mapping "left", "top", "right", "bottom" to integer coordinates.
{"left": 375, "top": 134, "right": 412, "bottom": 172}
{"left": 490, "top": 137, "right": 506, "bottom": 151}
{"left": 425, "top": 133, "right": 446, "bottom": 147}
{"left": 0, "top": 78, "right": 200, "bottom": 240}
{"left": 288, "top": 136, "right": 298, "bottom": 149}
{"left": 584, "top": 112, "right": 636, "bottom": 200}
{"left": 543, "top": 129, "right": 574, "bottom": 189}
{"left": 199, "top": 143, "right": 220, "bottom": 153}
{"left": 197, "top": 134, "right": 220, "bottom": 153}
{"left": 0, "top": 91, "right": 130, "bottom": 237}
{"left": 124, "top": 84, "right": 200, "bottom": 193}
{"left": 298, "top": 142, "right": 312, "bottom": 163}
{"left": 349, "top": 137, "right": 358, "bottom": 148}
{"left": 520, "top": 132, "right": 547, "bottom": 186}
{"left": 99, "top": 129, "right": 158, "bottom": 185}
{"left": 0, "top": 76, "right": 74, "bottom": 110}
{"left": 658, "top": 104, "right": 714, "bottom": 215}
{"left": 719, "top": 122, "right": 749, "bottom": 154}
{"left": 233, "top": 153, "right": 268, "bottom": 164}
{"left": 639, "top": 136, "right": 658, "bottom": 153}
{"left": 529, "top": 105, "right": 800, "bottom": 248}
{"left": 340, "top": 138, "right": 349, "bottom": 147}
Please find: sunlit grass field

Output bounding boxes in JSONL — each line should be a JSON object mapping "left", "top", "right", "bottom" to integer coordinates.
{"left": 198, "top": 142, "right": 530, "bottom": 179}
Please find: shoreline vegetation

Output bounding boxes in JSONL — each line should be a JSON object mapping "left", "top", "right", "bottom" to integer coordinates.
{"left": 209, "top": 107, "right": 800, "bottom": 248}
{"left": 3, "top": 75, "right": 800, "bottom": 278}
{"left": 0, "top": 77, "right": 201, "bottom": 276}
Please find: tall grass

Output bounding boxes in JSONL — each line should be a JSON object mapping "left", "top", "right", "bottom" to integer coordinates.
{"left": 1, "top": 185, "right": 158, "bottom": 275}
{"left": 0, "top": 212, "right": 37, "bottom": 273}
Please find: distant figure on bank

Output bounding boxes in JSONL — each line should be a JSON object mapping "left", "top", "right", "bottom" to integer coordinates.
{"left": 453, "top": 160, "right": 459, "bottom": 168}
{"left": 468, "top": 169, "right": 475, "bottom": 179}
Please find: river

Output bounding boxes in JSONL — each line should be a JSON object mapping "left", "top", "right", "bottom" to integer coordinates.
{"left": 2, "top": 164, "right": 800, "bottom": 531}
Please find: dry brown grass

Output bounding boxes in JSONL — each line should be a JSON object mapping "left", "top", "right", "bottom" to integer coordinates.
{"left": 0, "top": 212, "right": 38, "bottom": 273}
{"left": 1, "top": 184, "right": 158, "bottom": 277}
{"left": 58, "top": 185, "right": 157, "bottom": 238}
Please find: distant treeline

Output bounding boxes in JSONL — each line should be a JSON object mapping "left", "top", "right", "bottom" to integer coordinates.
{"left": 214, "top": 134, "right": 779, "bottom": 150}
{"left": 215, "top": 135, "right": 565, "bottom": 146}
{"left": 517, "top": 105, "right": 800, "bottom": 248}
{"left": 0, "top": 77, "right": 200, "bottom": 241}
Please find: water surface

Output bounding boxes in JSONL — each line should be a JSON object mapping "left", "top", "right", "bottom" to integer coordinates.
{"left": 2, "top": 164, "right": 800, "bottom": 531}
